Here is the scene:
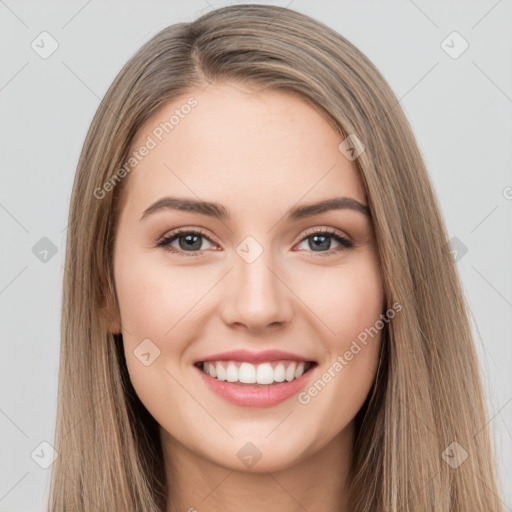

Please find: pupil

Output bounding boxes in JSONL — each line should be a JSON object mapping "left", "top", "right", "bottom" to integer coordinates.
{"left": 310, "top": 234, "right": 330, "bottom": 251}
{"left": 179, "top": 234, "right": 202, "bottom": 251}
{"left": 176, "top": 234, "right": 332, "bottom": 252}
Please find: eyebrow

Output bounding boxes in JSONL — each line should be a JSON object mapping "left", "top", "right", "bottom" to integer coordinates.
{"left": 140, "top": 196, "right": 370, "bottom": 222}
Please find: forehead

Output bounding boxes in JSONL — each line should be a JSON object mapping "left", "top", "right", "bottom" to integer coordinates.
{"left": 122, "top": 82, "right": 365, "bottom": 217}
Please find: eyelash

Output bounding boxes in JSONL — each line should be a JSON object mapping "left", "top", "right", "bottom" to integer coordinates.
{"left": 156, "top": 227, "right": 354, "bottom": 257}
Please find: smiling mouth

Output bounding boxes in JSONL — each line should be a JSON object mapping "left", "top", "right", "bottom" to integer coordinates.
{"left": 194, "top": 360, "right": 317, "bottom": 386}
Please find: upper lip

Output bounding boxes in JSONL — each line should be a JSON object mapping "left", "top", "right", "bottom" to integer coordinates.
{"left": 194, "top": 349, "right": 315, "bottom": 364}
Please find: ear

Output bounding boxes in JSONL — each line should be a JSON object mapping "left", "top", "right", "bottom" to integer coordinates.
{"left": 99, "top": 272, "right": 122, "bottom": 335}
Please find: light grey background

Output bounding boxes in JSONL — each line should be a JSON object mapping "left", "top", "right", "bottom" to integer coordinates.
{"left": 1, "top": 1, "right": 511, "bottom": 510}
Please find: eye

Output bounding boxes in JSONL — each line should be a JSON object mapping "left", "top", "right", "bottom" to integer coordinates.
{"left": 294, "top": 227, "right": 354, "bottom": 256}
{"left": 157, "top": 227, "right": 217, "bottom": 256}
{"left": 157, "top": 227, "right": 354, "bottom": 257}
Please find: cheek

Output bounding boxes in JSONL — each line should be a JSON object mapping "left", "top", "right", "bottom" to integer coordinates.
{"left": 300, "top": 250, "right": 384, "bottom": 346}
{"left": 114, "top": 253, "right": 210, "bottom": 343}
{"left": 113, "top": 254, "right": 203, "bottom": 419}
{"left": 113, "top": 249, "right": 225, "bottom": 409}
{"left": 292, "top": 251, "right": 384, "bottom": 413}
{"left": 115, "top": 245, "right": 384, "bottom": 369}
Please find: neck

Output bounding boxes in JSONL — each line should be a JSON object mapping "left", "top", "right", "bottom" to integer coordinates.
{"left": 161, "top": 422, "right": 354, "bottom": 512}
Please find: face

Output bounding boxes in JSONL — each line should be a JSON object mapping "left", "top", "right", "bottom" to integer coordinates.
{"left": 107, "top": 82, "right": 384, "bottom": 473}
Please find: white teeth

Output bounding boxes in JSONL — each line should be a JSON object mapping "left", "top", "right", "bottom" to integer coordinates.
{"left": 285, "top": 363, "right": 296, "bottom": 382}
{"left": 226, "top": 362, "right": 238, "bottom": 383}
{"left": 216, "top": 363, "right": 227, "bottom": 381}
{"left": 239, "top": 362, "right": 256, "bottom": 383}
{"left": 256, "top": 363, "right": 274, "bottom": 385}
{"left": 294, "top": 361, "right": 305, "bottom": 379}
{"left": 274, "top": 363, "right": 285, "bottom": 382}
{"left": 201, "top": 360, "right": 311, "bottom": 384}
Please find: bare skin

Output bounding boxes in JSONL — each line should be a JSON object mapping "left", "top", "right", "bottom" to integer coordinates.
{"left": 105, "top": 82, "right": 384, "bottom": 512}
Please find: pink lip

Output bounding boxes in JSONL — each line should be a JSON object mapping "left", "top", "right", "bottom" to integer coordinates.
{"left": 194, "top": 349, "right": 314, "bottom": 364}
{"left": 194, "top": 362, "right": 317, "bottom": 408}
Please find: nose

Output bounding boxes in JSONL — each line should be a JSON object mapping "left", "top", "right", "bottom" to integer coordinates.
{"left": 219, "top": 250, "right": 293, "bottom": 332}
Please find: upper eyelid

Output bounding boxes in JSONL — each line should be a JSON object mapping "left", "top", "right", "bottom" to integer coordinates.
{"left": 158, "top": 226, "right": 351, "bottom": 250}
{"left": 300, "top": 226, "right": 351, "bottom": 240}
{"left": 159, "top": 227, "right": 218, "bottom": 246}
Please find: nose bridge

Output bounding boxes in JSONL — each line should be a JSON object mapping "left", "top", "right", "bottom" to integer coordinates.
{"left": 222, "top": 237, "right": 292, "bottom": 330}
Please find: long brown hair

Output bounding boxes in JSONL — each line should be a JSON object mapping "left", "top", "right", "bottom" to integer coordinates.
{"left": 49, "top": 4, "right": 502, "bottom": 510}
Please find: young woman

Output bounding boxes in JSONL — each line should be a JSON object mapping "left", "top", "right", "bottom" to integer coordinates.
{"left": 48, "top": 4, "right": 503, "bottom": 511}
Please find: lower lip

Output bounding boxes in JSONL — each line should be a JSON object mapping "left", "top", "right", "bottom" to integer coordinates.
{"left": 195, "top": 363, "right": 316, "bottom": 407}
